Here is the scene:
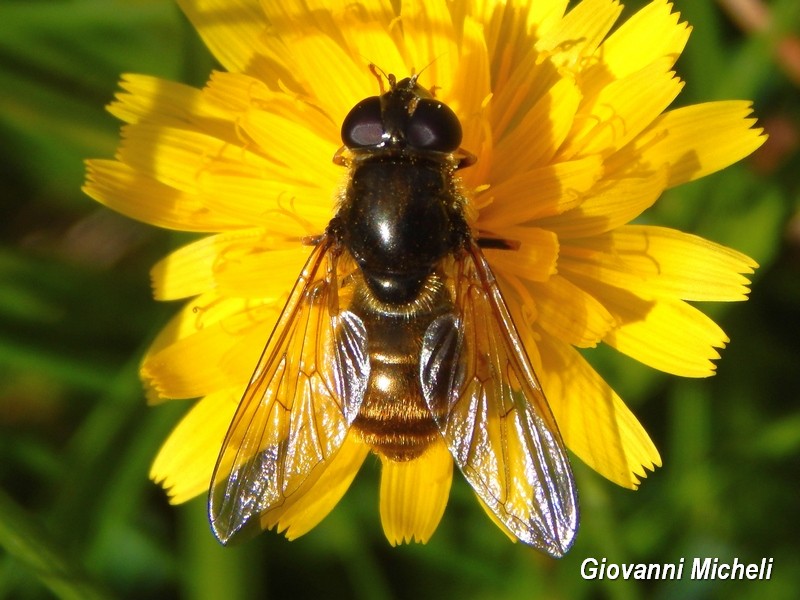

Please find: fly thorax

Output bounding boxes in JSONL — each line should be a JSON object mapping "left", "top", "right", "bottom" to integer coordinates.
{"left": 341, "top": 157, "right": 460, "bottom": 304}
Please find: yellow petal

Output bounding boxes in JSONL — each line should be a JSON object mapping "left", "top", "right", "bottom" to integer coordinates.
{"left": 176, "top": 0, "right": 271, "bottom": 79}
{"left": 108, "top": 74, "right": 230, "bottom": 132}
{"left": 536, "top": 0, "right": 622, "bottom": 70}
{"left": 115, "top": 124, "right": 259, "bottom": 194}
{"left": 150, "top": 229, "right": 307, "bottom": 300}
{"left": 448, "top": 16, "right": 491, "bottom": 164}
{"left": 529, "top": 275, "right": 616, "bottom": 348}
{"left": 141, "top": 294, "right": 277, "bottom": 400}
{"left": 334, "top": 1, "right": 406, "bottom": 76}
{"left": 400, "top": 0, "right": 459, "bottom": 94}
{"left": 263, "top": 433, "right": 370, "bottom": 540}
{"left": 201, "top": 71, "right": 337, "bottom": 144}
{"left": 567, "top": 278, "right": 730, "bottom": 377}
{"left": 261, "top": 2, "right": 378, "bottom": 125}
{"left": 150, "top": 388, "right": 240, "bottom": 504}
{"left": 560, "top": 58, "right": 684, "bottom": 159}
{"left": 490, "top": 55, "right": 562, "bottom": 143}
{"left": 238, "top": 109, "right": 341, "bottom": 188}
{"left": 472, "top": 0, "right": 567, "bottom": 91}
{"left": 560, "top": 225, "right": 757, "bottom": 301}
{"left": 116, "top": 122, "right": 335, "bottom": 231}
{"left": 191, "top": 172, "right": 332, "bottom": 237}
{"left": 379, "top": 441, "right": 453, "bottom": 545}
{"left": 448, "top": 18, "right": 493, "bottom": 192}
{"left": 477, "top": 155, "right": 603, "bottom": 229}
{"left": 603, "top": 295, "right": 729, "bottom": 377}
{"left": 580, "top": 0, "right": 690, "bottom": 97}
{"left": 116, "top": 123, "right": 278, "bottom": 193}
{"left": 483, "top": 226, "right": 559, "bottom": 284}
{"left": 537, "top": 335, "right": 661, "bottom": 488}
{"left": 492, "top": 76, "right": 582, "bottom": 180}
{"left": 607, "top": 101, "right": 766, "bottom": 187}
{"left": 535, "top": 167, "right": 668, "bottom": 238}
{"left": 83, "top": 160, "right": 246, "bottom": 232}
{"left": 526, "top": 0, "right": 570, "bottom": 35}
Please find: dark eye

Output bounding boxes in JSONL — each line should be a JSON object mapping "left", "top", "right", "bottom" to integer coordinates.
{"left": 405, "top": 99, "right": 462, "bottom": 152}
{"left": 341, "top": 96, "right": 384, "bottom": 148}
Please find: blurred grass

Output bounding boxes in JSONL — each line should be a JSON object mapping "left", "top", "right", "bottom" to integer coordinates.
{"left": 1, "top": 0, "right": 798, "bottom": 599}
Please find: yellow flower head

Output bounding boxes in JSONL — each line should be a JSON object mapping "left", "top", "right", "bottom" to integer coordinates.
{"left": 84, "top": 0, "right": 763, "bottom": 553}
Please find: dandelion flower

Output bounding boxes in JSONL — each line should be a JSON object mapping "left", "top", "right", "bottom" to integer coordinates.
{"left": 84, "top": 0, "right": 763, "bottom": 553}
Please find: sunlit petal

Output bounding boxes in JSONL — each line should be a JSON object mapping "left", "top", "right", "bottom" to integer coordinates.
{"left": 537, "top": 335, "right": 661, "bottom": 488}
{"left": 264, "top": 433, "right": 370, "bottom": 540}
{"left": 150, "top": 389, "right": 240, "bottom": 503}
{"left": 379, "top": 441, "right": 453, "bottom": 545}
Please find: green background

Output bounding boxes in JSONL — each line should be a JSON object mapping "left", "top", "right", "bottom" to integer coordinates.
{"left": 1, "top": 0, "right": 798, "bottom": 598}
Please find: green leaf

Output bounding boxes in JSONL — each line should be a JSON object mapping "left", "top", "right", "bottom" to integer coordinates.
{"left": 0, "top": 488, "right": 112, "bottom": 600}
{"left": 0, "top": 0, "right": 212, "bottom": 206}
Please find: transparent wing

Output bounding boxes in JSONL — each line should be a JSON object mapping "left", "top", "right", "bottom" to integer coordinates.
{"left": 209, "top": 237, "right": 369, "bottom": 544}
{"left": 420, "top": 241, "right": 578, "bottom": 556}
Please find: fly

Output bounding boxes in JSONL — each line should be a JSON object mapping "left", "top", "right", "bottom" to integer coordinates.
{"left": 208, "top": 72, "right": 579, "bottom": 556}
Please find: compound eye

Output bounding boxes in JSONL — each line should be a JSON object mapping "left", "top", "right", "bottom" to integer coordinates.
{"left": 341, "top": 96, "right": 384, "bottom": 148}
{"left": 405, "top": 99, "right": 462, "bottom": 152}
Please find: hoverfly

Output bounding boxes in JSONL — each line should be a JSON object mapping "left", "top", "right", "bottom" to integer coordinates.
{"left": 208, "top": 72, "right": 578, "bottom": 556}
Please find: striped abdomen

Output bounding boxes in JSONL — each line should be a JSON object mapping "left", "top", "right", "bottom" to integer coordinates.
{"left": 350, "top": 272, "right": 452, "bottom": 461}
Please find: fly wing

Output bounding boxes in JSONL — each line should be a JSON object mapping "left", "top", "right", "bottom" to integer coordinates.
{"left": 209, "top": 237, "right": 369, "bottom": 544}
{"left": 420, "top": 241, "right": 578, "bottom": 556}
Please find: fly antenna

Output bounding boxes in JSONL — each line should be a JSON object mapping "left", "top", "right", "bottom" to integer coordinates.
{"left": 411, "top": 55, "right": 443, "bottom": 96}
{"left": 368, "top": 63, "right": 391, "bottom": 94}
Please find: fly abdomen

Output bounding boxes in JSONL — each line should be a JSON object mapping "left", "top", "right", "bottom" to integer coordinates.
{"left": 354, "top": 353, "right": 439, "bottom": 461}
{"left": 349, "top": 273, "right": 453, "bottom": 461}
